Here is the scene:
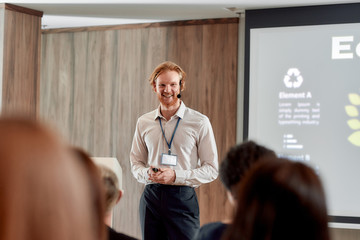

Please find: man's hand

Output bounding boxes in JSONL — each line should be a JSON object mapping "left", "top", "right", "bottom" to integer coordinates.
{"left": 148, "top": 167, "right": 176, "bottom": 184}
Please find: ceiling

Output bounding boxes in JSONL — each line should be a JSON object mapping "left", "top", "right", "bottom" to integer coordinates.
{"left": 1, "top": 0, "right": 360, "bottom": 29}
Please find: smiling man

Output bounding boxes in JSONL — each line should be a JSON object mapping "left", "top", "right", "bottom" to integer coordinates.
{"left": 130, "top": 61, "right": 218, "bottom": 240}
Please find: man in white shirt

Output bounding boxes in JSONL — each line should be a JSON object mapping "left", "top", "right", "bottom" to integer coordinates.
{"left": 130, "top": 61, "right": 218, "bottom": 240}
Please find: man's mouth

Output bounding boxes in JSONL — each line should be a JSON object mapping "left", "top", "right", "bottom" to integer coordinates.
{"left": 162, "top": 94, "right": 173, "bottom": 98}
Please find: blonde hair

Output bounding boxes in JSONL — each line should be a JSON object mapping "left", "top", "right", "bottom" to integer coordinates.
{"left": 99, "top": 166, "right": 120, "bottom": 213}
{"left": 0, "top": 118, "right": 103, "bottom": 240}
{"left": 148, "top": 61, "right": 186, "bottom": 91}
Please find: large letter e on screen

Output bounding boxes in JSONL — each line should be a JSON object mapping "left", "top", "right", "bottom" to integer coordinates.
{"left": 332, "top": 36, "right": 355, "bottom": 59}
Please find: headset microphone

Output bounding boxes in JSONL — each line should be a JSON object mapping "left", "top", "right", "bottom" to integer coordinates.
{"left": 177, "top": 80, "right": 182, "bottom": 98}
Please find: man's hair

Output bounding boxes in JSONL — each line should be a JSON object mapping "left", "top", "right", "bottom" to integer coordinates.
{"left": 99, "top": 166, "right": 120, "bottom": 213}
{"left": 219, "top": 140, "right": 276, "bottom": 194}
{"left": 148, "top": 61, "right": 186, "bottom": 91}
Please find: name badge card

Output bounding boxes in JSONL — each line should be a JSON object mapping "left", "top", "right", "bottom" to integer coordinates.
{"left": 161, "top": 153, "right": 177, "bottom": 166}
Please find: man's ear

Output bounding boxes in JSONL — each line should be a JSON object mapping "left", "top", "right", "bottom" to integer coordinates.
{"left": 116, "top": 190, "right": 123, "bottom": 204}
{"left": 180, "top": 80, "right": 185, "bottom": 91}
{"left": 152, "top": 81, "right": 157, "bottom": 92}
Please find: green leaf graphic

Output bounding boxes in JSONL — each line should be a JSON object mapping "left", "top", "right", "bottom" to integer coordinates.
{"left": 349, "top": 93, "right": 360, "bottom": 105}
{"left": 348, "top": 131, "right": 360, "bottom": 147}
{"left": 347, "top": 119, "right": 360, "bottom": 130}
{"left": 345, "top": 105, "right": 359, "bottom": 117}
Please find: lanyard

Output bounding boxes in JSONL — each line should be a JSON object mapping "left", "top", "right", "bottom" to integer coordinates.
{"left": 159, "top": 117, "right": 181, "bottom": 154}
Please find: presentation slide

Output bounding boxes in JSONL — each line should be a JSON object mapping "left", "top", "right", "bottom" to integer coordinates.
{"left": 248, "top": 22, "right": 360, "bottom": 221}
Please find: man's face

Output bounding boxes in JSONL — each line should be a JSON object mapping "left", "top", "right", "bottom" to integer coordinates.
{"left": 154, "top": 70, "right": 181, "bottom": 108}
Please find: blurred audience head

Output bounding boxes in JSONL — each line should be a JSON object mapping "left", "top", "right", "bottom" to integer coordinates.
{"left": 222, "top": 158, "right": 330, "bottom": 240}
{"left": 91, "top": 158, "right": 123, "bottom": 218}
{"left": 72, "top": 148, "right": 106, "bottom": 239}
{"left": 219, "top": 140, "right": 277, "bottom": 204}
{"left": 0, "top": 118, "right": 104, "bottom": 240}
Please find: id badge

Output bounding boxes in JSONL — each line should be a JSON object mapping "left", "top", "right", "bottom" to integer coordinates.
{"left": 161, "top": 153, "right": 177, "bottom": 166}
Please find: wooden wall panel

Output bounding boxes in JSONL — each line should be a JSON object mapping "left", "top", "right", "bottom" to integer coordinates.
{"left": 165, "top": 23, "right": 239, "bottom": 224}
{"left": 0, "top": 8, "right": 4, "bottom": 90}
{"left": 0, "top": 4, "right": 42, "bottom": 118}
{"left": 41, "top": 19, "right": 238, "bottom": 238}
{"left": 331, "top": 228, "right": 360, "bottom": 240}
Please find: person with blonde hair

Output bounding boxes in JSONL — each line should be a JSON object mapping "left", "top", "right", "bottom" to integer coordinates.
{"left": 92, "top": 157, "right": 138, "bottom": 240}
{"left": 0, "top": 118, "right": 105, "bottom": 240}
{"left": 222, "top": 158, "right": 330, "bottom": 240}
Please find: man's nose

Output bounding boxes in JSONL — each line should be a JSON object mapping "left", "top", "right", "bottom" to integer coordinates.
{"left": 164, "top": 85, "right": 171, "bottom": 92}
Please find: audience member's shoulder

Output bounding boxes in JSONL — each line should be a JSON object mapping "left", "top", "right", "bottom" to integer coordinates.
{"left": 107, "top": 226, "right": 138, "bottom": 240}
{"left": 193, "top": 221, "right": 228, "bottom": 240}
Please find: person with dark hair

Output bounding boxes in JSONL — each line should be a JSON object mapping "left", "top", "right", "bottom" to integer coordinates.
{"left": 0, "top": 118, "right": 104, "bottom": 240}
{"left": 130, "top": 61, "right": 218, "bottom": 240}
{"left": 219, "top": 140, "right": 277, "bottom": 200}
{"left": 222, "top": 158, "right": 330, "bottom": 240}
{"left": 192, "top": 140, "right": 276, "bottom": 240}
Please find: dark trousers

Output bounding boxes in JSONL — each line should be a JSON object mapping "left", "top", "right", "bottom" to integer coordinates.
{"left": 139, "top": 184, "right": 200, "bottom": 240}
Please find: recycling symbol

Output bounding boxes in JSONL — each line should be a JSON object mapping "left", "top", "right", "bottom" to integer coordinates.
{"left": 345, "top": 93, "right": 360, "bottom": 147}
{"left": 283, "top": 68, "right": 303, "bottom": 88}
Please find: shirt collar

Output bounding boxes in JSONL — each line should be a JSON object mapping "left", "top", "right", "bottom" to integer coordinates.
{"left": 154, "top": 101, "right": 186, "bottom": 120}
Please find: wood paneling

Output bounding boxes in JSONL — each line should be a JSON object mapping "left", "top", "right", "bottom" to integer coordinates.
{"left": 40, "top": 18, "right": 238, "bottom": 238}
{"left": 0, "top": 4, "right": 42, "bottom": 118}
{"left": 3, "top": 3, "right": 43, "bottom": 17}
{"left": 42, "top": 18, "right": 239, "bottom": 34}
{"left": 0, "top": 8, "right": 4, "bottom": 91}
{"left": 164, "top": 22, "right": 239, "bottom": 224}
{"left": 331, "top": 228, "right": 360, "bottom": 240}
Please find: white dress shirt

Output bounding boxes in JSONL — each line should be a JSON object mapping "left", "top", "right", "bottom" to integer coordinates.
{"left": 130, "top": 101, "right": 218, "bottom": 188}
